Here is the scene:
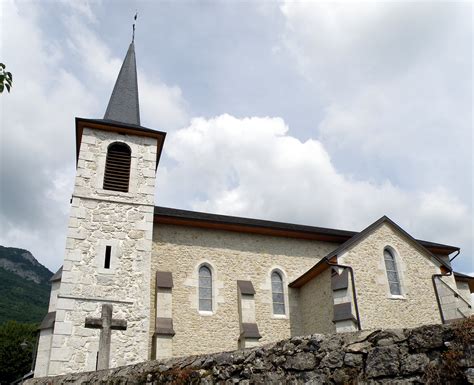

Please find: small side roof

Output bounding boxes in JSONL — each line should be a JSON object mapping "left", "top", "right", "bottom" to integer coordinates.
{"left": 38, "top": 311, "right": 56, "bottom": 330}
{"left": 454, "top": 271, "right": 474, "bottom": 292}
{"left": 50, "top": 266, "right": 63, "bottom": 282}
{"left": 290, "top": 216, "right": 452, "bottom": 288}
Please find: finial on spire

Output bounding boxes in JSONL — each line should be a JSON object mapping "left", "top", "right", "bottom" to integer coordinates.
{"left": 132, "top": 12, "right": 138, "bottom": 42}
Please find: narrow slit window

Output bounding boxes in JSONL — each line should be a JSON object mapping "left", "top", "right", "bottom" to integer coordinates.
{"left": 104, "top": 246, "right": 111, "bottom": 269}
{"left": 199, "top": 266, "right": 212, "bottom": 311}
{"left": 103, "top": 142, "right": 131, "bottom": 192}
{"left": 271, "top": 271, "right": 285, "bottom": 315}
{"left": 384, "top": 249, "right": 401, "bottom": 295}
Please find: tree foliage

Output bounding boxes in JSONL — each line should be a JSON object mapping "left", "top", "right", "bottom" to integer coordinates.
{"left": 0, "top": 267, "right": 50, "bottom": 324}
{"left": 0, "top": 321, "right": 37, "bottom": 383}
{"left": 0, "top": 63, "right": 13, "bottom": 93}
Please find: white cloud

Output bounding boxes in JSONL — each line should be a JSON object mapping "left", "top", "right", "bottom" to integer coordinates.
{"left": 279, "top": 1, "right": 471, "bottom": 181}
{"left": 0, "top": 0, "right": 471, "bottom": 277}
{"left": 63, "top": 12, "right": 189, "bottom": 130}
{"left": 0, "top": 0, "right": 188, "bottom": 270}
{"left": 278, "top": 1, "right": 472, "bottom": 268}
{"left": 158, "top": 114, "right": 471, "bottom": 253}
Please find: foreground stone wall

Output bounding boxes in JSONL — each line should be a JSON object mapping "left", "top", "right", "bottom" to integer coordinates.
{"left": 28, "top": 319, "right": 474, "bottom": 384}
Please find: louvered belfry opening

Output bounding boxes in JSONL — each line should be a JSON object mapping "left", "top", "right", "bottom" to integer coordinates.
{"left": 103, "top": 142, "right": 131, "bottom": 192}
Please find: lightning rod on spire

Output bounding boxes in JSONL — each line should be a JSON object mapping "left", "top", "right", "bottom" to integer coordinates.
{"left": 132, "top": 12, "right": 138, "bottom": 42}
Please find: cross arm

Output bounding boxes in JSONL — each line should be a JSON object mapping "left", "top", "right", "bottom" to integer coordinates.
{"left": 111, "top": 319, "right": 127, "bottom": 330}
{"left": 85, "top": 318, "right": 102, "bottom": 329}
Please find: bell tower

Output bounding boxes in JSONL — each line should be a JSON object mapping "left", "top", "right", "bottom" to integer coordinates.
{"left": 34, "top": 41, "right": 166, "bottom": 377}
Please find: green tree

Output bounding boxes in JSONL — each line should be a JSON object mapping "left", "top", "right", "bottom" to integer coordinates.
{"left": 0, "top": 321, "right": 37, "bottom": 383}
{"left": 0, "top": 63, "right": 13, "bottom": 93}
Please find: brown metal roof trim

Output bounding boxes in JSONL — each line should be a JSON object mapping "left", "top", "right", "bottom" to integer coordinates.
{"left": 289, "top": 258, "right": 331, "bottom": 288}
{"left": 240, "top": 323, "right": 262, "bottom": 339}
{"left": 155, "top": 317, "right": 175, "bottom": 336}
{"left": 75, "top": 117, "right": 166, "bottom": 171}
{"left": 38, "top": 312, "right": 56, "bottom": 330}
{"left": 237, "top": 280, "right": 256, "bottom": 295}
{"left": 156, "top": 271, "right": 173, "bottom": 289}
{"left": 153, "top": 207, "right": 458, "bottom": 255}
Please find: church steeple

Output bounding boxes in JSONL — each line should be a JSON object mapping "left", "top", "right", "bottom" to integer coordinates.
{"left": 104, "top": 42, "right": 140, "bottom": 126}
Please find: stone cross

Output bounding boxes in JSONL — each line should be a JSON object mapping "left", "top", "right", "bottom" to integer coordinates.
{"left": 85, "top": 304, "right": 127, "bottom": 370}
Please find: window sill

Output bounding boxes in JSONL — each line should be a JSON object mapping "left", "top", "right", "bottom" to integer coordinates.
{"left": 98, "top": 268, "right": 115, "bottom": 275}
{"left": 198, "top": 310, "right": 214, "bottom": 317}
{"left": 388, "top": 294, "right": 406, "bottom": 300}
{"left": 271, "top": 314, "right": 288, "bottom": 320}
{"left": 96, "top": 188, "right": 133, "bottom": 198}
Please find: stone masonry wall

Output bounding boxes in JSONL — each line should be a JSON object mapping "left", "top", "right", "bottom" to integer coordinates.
{"left": 150, "top": 224, "right": 339, "bottom": 357}
{"left": 27, "top": 318, "right": 474, "bottom": 384}
{"left": 339, "top": 222, "right": 443, "bottom": 330}
{"left": 299, "top": 267, "right": 335, "bottom": 336}
{"left": 44, "top": 128, "right": 157, "bottom": 376}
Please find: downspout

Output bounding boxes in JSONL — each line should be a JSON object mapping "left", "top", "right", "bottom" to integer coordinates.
{"left": 431, "top": 250, "right": 457, "bottom": 324}
{"left": 325, "top": 259, "right": 362, "bottom": 331}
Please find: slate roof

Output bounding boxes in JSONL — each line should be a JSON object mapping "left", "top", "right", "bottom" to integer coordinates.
{"left": 38, "top": 311, "right": 56, "bottom": 330}
{"left": 104, "top": 42, "right": 140, "bottom": 126}
{"left": 50, "top": 266, "right": 63, "bottom": 282}
{"left": 153, "top": 206, "right": 459, "bottom": 254}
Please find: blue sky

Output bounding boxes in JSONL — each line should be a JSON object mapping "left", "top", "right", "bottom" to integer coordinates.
{"left": 1, "top": 0, "right": 472, "bottom": 276}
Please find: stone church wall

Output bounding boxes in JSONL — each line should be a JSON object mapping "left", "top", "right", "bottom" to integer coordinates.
{"left": 299, "top": 267, "right": 335, "bottom": 335}
{"left": 27, "top": 320, "right": 474, "bottom": 384}
{"left": 46, "top": 128, "right": 157, "bottom": 375}
{"left": 150, "top": 224, "right": 339, "bottom": 357}
{"left": 338, "top": 223, "right": 442, "bottom": 330}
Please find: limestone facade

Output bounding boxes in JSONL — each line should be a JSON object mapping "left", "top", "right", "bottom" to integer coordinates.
{"left": 34, "top": 129, "right": 472, "bottom": 374}
{"left": 42, "top": 127, "right": 157, "bottom": 376}
{"left": 338, "top": 222, "right": 444, "bottom": 330}
{"left": 298, "top": 268, "right": 335, "bottom": 335}
{"left": 150, "top": 224, "right": 339, "bottom": 357}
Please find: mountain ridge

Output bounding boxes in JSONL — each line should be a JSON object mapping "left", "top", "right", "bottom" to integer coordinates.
{"left": 0, "top": 246, "right": 53, "bottom": 324}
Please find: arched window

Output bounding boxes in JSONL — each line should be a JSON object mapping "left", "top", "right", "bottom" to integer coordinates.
{"left": 199, "top": 265, "right": 212, "bottom": 311}
{"left": 103, "top": 142, "right": 131, "bottom": 192}
{"left": 384, "top": 248, "right": 401, "bottom": 295}
{"left": 271, "top": 271, "right": 285, "bottom": 315}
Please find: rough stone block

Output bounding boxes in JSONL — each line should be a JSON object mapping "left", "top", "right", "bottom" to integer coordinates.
{"left": 283, "top": 352, "right": 317, "bottom": 371}
{"left": 343, "top": 353, "right": 363, "bottom": 368}
{"left": 408, "top": 325, "right": 445, "bottom": 351}
{"left": 57, "top": 298, "right": 75, "bottom": 310}
{"left": 401, "top": 353, "right": 429, "bottom": 374}
{"left": 366, "top": 345, "right": 400, "bottom": 378}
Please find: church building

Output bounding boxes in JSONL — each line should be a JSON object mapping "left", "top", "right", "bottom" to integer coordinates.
{"left": 34, "top": 41, "right": 473, "bottom": 378}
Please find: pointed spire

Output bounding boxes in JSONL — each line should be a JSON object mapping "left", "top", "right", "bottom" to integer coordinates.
{"left": 104, "top": 42, "right": 140, "bottom": 126}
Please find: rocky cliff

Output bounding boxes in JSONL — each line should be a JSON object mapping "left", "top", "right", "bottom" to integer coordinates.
{"left": 0, "top": 246, "right": 52, "bottom": 324}
{"left": 28, "top": 318, "right": 473, "bottom": 384}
